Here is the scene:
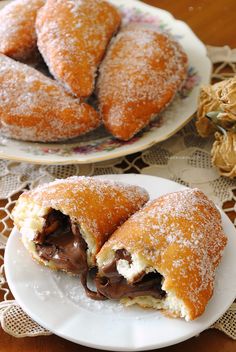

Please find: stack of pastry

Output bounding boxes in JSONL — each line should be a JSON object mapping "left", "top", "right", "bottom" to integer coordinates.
{"left": 0, "top": 0, "right": 188, "bottom": 142}
{"left": 12, "top": 176, "right": 227, "bottom": 320}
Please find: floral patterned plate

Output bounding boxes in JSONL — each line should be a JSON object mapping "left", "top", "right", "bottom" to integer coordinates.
{"left": 0, "top": 0, "right": 211, "bottom": 165}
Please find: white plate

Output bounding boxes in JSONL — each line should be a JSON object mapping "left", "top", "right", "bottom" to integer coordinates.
{"left": 0, "top": 0, "right": 211, "bottom": 165}
{"left": 5, "top": 174, "right": 236, "bottom": 351}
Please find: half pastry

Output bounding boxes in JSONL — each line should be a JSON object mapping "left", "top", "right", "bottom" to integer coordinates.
{"left": 95, "top": 188, "right": 227, "bottom": 320}
{"left": 12, "top": 176, "right": 149, "bottom": 299}
{"left": 36, "top": 0, "right": 121, "bottom": 98}
{"left": 97, "top": 24, "right": 188, "bottom": 140}
{"left": 0, "top": 0, "right": 45, "bottom": 60}
{"left": 0, "top": 54, "right": 100, "bottom": 142}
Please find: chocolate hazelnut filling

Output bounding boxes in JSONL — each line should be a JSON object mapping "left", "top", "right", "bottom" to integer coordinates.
{"left": 33, "top": 214, "right": 166, "bottom": 302}
{"left": 95, "top": 249, "right": 166, "bottom": 300}
{"left": 34, "top": 209, "right": 105, "bottom": 300}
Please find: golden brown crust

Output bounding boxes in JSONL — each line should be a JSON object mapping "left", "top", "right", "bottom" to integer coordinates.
{"left": 14, "top": 176, "right": 149, "bottom": 255}
{"left": 0, "top": 54, "right": 100, "bottom": 142}
{"left": 97, "top": 189, "right": 227, "bottom": 320}
{"left": 97, "top": 24, "right": 188, "bottom": 140}
{"left": 36, "top": 0, "right": 121, "bottom": 98}
{"left": 0, "top": 0, "right": 45, "bottom": 60}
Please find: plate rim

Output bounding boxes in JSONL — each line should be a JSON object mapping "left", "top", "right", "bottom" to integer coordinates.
{"left": 0, "top": 0, "right": 212, "bottom": 165}
{"left": 4, "top": 174, "right": 236, "bottom": 351}
{"left": 0, "top": 113, "right": 196, "bottom": 165}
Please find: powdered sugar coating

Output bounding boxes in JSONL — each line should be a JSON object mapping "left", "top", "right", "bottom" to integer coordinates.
{"left": 97, "top": 23, "right": 188, "bottom": 140}
{"left": 17, "top": 176, "right": 149, "bottom": 252}
{"left": 36, "top": 0, "right": 121, "bottom": 97}
{"left": 98, "top": 188, "right": 227, "bottom": 319}
{"left": 0, "top": 54, "right": 100, "bottom": 142}
{"left": 0, "top": 0, "right": 45, "bottom": 60}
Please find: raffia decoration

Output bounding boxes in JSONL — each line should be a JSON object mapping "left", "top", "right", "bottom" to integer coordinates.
{"left": 196, "top": 77, "right": 236, "bottom": 137}
{"left": 212, "top": 131, "right": 236, "bottom": 178}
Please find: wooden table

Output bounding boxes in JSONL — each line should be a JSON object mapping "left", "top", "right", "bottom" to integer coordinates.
{"left": 1, "top": 0, "right": 236, "bottom": 351}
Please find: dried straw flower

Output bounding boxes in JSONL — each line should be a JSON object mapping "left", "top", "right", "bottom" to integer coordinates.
{"left": 211, "top": 131, "right": 236, "bottom": 178}
{"left": 196, "top": 77, "right": 236, "bottom": 137}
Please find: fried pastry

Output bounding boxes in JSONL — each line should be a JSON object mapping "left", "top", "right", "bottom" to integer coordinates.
{"left": 97, "top": 24, "right": 188, "bottom": 140}
{"left": 95, "top": 189, "right": 227, "bottom": 320}
{"left": 0, "top": 0, "right": 45, "bottom": 60}
{"left": 12, "top": 176, "right": 149, "bottom": 299}
{"left": 0, "top": 54, "right": 100, "bottom": 142}
{"left": 36, "top": 0, "right": 121, "bottom": 98}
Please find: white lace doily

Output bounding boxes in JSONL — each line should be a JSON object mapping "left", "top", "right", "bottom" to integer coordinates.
{"left": 0, "top": 45, "right": 236, "bottom": 340}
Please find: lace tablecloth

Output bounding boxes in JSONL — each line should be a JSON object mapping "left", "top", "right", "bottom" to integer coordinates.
{"left": 0, "top": 45, "right": 236, "bottom": 340}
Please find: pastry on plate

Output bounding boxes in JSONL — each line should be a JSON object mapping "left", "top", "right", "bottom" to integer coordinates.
{"left": 0, "top": 0, "right": 45, "bottom": 60}
{"left": 0, "top": 54, "right": 100, "bottom": 142}
{"left": 97, "top": 24, "right": 188, "bottom": 140}
{"left": 36, "top": 0, "right": 121, "bottom": 98}
{"left": 12, "top": 176, "right": 149, "bottom": 298}
{"left": 95, "top": 188, "right": 227, "bottom": 320}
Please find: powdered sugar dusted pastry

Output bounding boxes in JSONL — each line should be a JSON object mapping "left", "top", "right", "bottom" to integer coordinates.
{"left": 12, "top": 176, "right": 149, "bottom": 299}
{"left": 97, "top": 24, "right": 188, "bottom": 140}
{"left": 0, "top": 54, "right": 100, "bottom": 142}
{"left": 36, "top": 0, "right": 121, "bottom": 98}
{"left": 0, "top": 0, "right": 45, "bottom": 60}
{"left": 95, "top": 189, "right": 227, "bottom": 320}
